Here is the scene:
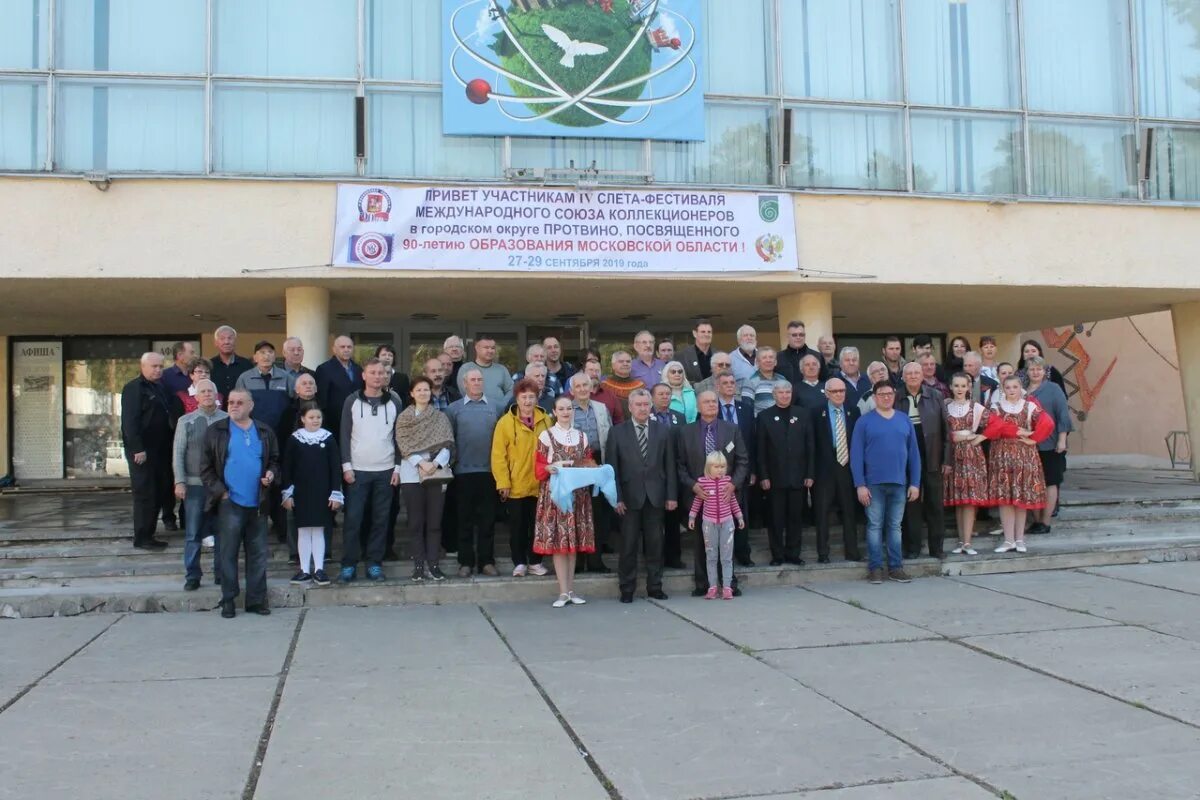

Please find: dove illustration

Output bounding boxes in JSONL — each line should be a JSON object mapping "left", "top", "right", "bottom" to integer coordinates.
{"left": 542, "top": 23, "right": 609, "bottom": 69}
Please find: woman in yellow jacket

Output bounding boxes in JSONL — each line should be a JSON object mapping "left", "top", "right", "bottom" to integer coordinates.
{"left": 491, "top": 378, "right": 552, "bottom": 577}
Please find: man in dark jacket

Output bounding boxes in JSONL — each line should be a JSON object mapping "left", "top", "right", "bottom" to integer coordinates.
{"left": 899, "top": 362, "right": 948, "bottom": 559}
{"left": 715, "top": 370, "right": 757, "bottom": 566}
{"left": 315, "top": 335, "right": 362, "bottom": 442}
{"left": 201, "top": 388, "right": 280, "bottom": 618}
{"left": 756, "top": 382, "right": 815, "bottom": 566}
{"left": 812, "top": 377, "right": 862, "bottom": 563}
{"left": 778, "top": 320, "right": 828, "bottom": 385}
{"left": 209, "top": 325, "right": 254, "bottom": 400}
{"left": 608, "top": 389, "right": 678, "bottom": 603}
{"left": 649, "top": 383, "right": 685, "bottom": 568}
{"left": 121, "top": 352, "right": 173, "bottom": 550}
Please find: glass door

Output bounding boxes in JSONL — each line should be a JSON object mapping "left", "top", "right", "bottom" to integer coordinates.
{"left": 402, "top": 323, "right": 467, "bottom": 378}
{"left": 64, "top": 338, "right": 146, "bottom": 479}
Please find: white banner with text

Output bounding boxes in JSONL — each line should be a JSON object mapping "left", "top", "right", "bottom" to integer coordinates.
{"left": 331, "top": 184, "right": 798, "bottom": 273}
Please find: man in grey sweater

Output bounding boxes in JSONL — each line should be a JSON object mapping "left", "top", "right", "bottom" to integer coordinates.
{"left": 445, "top": 367, "right": 500, "bottom": 577}
{"left": 456, "top": 335, "right": 513, "bottom": 406}
{"left": 172, "top": 379, "right": 228, "bottom": 590}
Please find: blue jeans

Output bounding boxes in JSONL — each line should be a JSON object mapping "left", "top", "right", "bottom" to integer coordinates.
{"left": 217, "top": 499, "right": 269, "bottom": 606}
{"left": 183, "top": 484, "right": 219, "bottom": 581}
{"left": 341, "top": 469, "right": 394, "bottom": 568}
{"left": 864, "top": 483, "right": 906, "bottom": 571}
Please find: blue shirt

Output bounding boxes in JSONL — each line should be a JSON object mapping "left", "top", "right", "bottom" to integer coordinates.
{"left": 850, "top": 410, "right": 921, "bottom": 489}
{"left": 224, "top": 423, "right": 262, "bottom": 508}
{"left": 572, "top": 401, "right": 599, "bottom": 449}
{"left": 630, "top": 357, "right": 667, "bottom": 387}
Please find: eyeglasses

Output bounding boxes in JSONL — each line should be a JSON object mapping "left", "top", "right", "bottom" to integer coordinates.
{"left": 826, "top": 389, "right": 845, "bottom": 394}
{"left": 874, "top": 392, "right": 895, "bottom": 399}
{"left": 668, "top": 368, "right": 683, "bottom": 374}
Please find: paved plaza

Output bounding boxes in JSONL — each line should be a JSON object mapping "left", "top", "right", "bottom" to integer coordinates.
{"left": 5, "top": 562, "right": 1200, "bottom": 799}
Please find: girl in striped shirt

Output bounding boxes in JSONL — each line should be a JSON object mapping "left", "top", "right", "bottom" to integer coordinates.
{"left": 687, "top": 451, "right": 745, "bottom": 599}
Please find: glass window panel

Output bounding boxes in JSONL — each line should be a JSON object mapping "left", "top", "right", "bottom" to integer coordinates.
{"left": 510, "top": 136, "right": 644, "bottom": 173}
{"left": 368, "top": 90, "right": 501, "bottom": 179}
{"left": 1024, "top": 0, "right": 1133, "bottom": 115}
{"left": 57, "top": 0, "right": 205, "bottom": 73}
{"left": 704, "top": 0, "right": 770, "bottom": 95}
{"left": 905, "top": 0, "right": 1018, "bottom": 108}
{"left": 66, "top": 352, "right": 141, "bottom": 479}
{"left": 1137, "top": 0, "right": 1200, "bottom": 119}
{"left": 367, "top": 0, "right": 440, "bottom": 81}
{"left": 214, "top": 0, "right": 357, "bottom": 78}
{"left": 653, "top": 103, "right": 772, "bottom": 185}
{"left": 0, "top": 80, "right": 46, "bottom": 171}
{"left": 0, "top": 0, "right": 48, "bottom": 69}
{"left": 214, "top": 83, "right": 356, "bottom": 175}
{"left": 1146, "top": 125, "right": 1200, "bottom": 201}
{"left": 56, "top": 80, "right": 204, "bottom": 173}
{"left": 781, "top": 0, "right": 901, "bottom": 102}
{"left": 911, "top": 112, "right": 1022, "bottom": 194}
{"left": 786, "top": 105, "right": 905, "bottom": 190}
{"left": 1029, "top": 119, "right": 1137, "bottom": 199}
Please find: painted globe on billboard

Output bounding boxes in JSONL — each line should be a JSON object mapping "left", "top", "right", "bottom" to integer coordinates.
{"left": 447, "top": 0, "right": 698, "bottom": 133}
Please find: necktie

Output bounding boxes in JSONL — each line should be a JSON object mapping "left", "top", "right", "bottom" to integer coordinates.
{"left": 724, "top": 403, "right": 733, "bottom": 422}
{"left": 704, "top": 422, "right": 716, "bottom": 455}
{"left": 345, "top": 363, "right": 354, "bottom": 382}
{"left": 835, "top": 409, "right": 849, "bottom": 467}
{"left": 636, "top": 424, "right": 648, "bottom": 461}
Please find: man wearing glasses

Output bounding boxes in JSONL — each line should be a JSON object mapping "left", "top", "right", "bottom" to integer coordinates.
{"left": 849, "top": 381, "right": 921, "bottom": 585}
{"left": 812, "top": 377, "right": 862, "bottom": 564}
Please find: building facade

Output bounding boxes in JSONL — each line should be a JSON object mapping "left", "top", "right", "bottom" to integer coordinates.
{"left": 2, "top": 0, "right": 1200, "bottom": 481}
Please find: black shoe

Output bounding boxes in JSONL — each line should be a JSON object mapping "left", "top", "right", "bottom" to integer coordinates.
{"left": 817, "top": 555, "right": 831, "bottom": 564}
{"left": 411, "top": 565, "right": 425, "bottom": 582}
{"left": 691, "top": 587, "right": 707, "bottom": 597}
{"left": 428, "top": 565, "right": 446, "bottom": 582}
{"left": 590, "top": 562, "right": 613, "bottom": 574}
{"left": 647, "top": 589, "right": 668, "bottom": 600}
{"left": 736, "top": 558, "right": 755, "bottom": 567}
{"left": 245, "top": 604, "right": 271, "bottom": 616}
{"left": 769, "top": 559, "right": 784, "bottom": 567}
{"left": 619, "top": 593, "right": 633, "bottom": 604}
{"left": 785, "top": 557, "right": 806, "bottom": 566}
{"left": 290, "top": 571, "right": 312, "bottom": 585}
{"left": 312, "top": 569, "right": 331, "bottom": 586}
{"left": 383, "top": 549, "right": 401, "bottom": 562}
{"left": 183, "top": 578, "right": 200, "bottom": 591}
{"left": 732, "top": 585, "right": 743, "bottom": 597}
{"left": 214, "top": 574, "right": 222, "bottom": 586}
{"left": 664, "top": 561, "right": 686, "bottom": 570}
{"left": 220, "top": 600, "right": 236, "bottom": 619}
{"left": 133, "top": 539, "right": 167, "bottom": 551}
{"left": 162, "top": 520, "right": 179, "bottom": 532}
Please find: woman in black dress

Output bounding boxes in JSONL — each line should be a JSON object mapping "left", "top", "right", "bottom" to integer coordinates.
{"left": 281, "top": 401, "right": 343, "bottom": 585}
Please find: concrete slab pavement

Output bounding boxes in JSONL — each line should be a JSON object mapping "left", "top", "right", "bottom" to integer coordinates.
{"left": 1084, "top": 560, "right": 1200, "bottom": 595}
{"left": 0, "top": 615, "right": 114, "bottom": 705}
{"left": 743, "top": 776, "right": 997, "bottom": 798}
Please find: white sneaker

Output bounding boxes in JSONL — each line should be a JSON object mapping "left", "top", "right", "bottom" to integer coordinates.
{"left": 567, "top": 591, "right": 586, "bottom": 605}
{"left": 512, "top": 564, "right": 527, "bottom": 577}
{"left": 994, "top": 540, "right": 1017, "bottom": 553}
{"left": 951, "top": 543, "right": 966, "bottom": 555}
{"left": 552, "top": 594, "right": 570, "bottom": 608}
{"left": 1015, "top": 540, "right": 1028, "bottom": 553}
{"left": 963, "top": 545, "right": 978, "bottom": 556}
{"left": 528, "top": 563, "right": 549, "bottom": 577}
{"left": 201, "top": 536, "right": 215, "bottom": 550}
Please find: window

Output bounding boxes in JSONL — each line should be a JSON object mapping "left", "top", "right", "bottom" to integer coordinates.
{"left": 510, "top": 136, "right": 645, "bottom": 174}
{"left": 57, "top": 0, "right": 206, "bottom": 74}
{"left": 705, "top": 0, "right": 770, "bottom": 95}
{"left": 214, "top": 0, "right": 357, "bottom": 78}
{"left": 781, "top": 0, "right": 902, "bottom": 102}
{"left": 654, "top": 103, "right": 772, "bottom": 185}
{"left": 0, "top": 0, "right": 48, "bottom": 69}
{"left": 1024, "top": 0, "right": 1133, "bottom": 115}
{"left": 786, "top": 105, "right": 905, "bottom": 191}
{"left": 0, "top": 80, "right": 45, "bottom": 171}
{"left": 1137, "top": 0, "right": 1200, "bottom": 120}
{"left": 368, "top": 89, "right": 501, "bottom": 179}
{"left": 1145, "top": 125, "right": 1200, "bottom": 201}
{"left": 905, "top": 0, "right": 1018, "bottom": 109}
{"left": 367, "top": 0, "right": 440, "bottom": 81}
{"left": 56, "top": 80, "right": 204, "bottom": 173}
{"left": 214, "top": 83, "right": 356, "bottom": 175}
{"left": 1028, "top": 119, "right": 1137, "bottom": 199}
{"left": 910, "top": 112, "right": 1022, "bottom": 194}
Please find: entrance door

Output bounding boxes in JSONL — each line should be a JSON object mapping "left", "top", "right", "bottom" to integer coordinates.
{"left": 403, "top": 323, "right": 467, "bottom": 377}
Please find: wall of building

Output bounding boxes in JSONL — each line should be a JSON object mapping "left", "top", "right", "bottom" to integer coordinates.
{"left": 0, "top": 336, "right": 9, "bottom": 476}
{"left": 1020, "top": 311, "right": 1186, "bottom": 461}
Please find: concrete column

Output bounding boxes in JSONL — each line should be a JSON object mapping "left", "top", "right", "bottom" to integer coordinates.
{"left": 776, "top": 291, "right": 833, "bottom": 349}
{"left": 0, "top": 336, "right": 8, "bottom": 475}
{"left": 1171, "top": 303, "right": 1200, "bottom": 480}
{"left": 286, "top": 287, "right": 330, "bottom": 369}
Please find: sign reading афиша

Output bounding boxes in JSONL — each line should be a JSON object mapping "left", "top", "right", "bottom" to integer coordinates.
{"left": 331, "top": 184, "right": 799, "bottom": 273}
{"left": 443, "top": 0, "right": 704, "bottom": 140}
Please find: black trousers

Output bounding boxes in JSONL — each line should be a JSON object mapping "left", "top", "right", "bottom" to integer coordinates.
{"left": 619, "top": 503, "right": 664, "bottom": 595}
{"left": 401, "top": 482, "right": 445, "bottom": 565}
{"left": 767, "top": 487, "right": 806, "bottom": 561}
{"left": 585, "top": 498, "right": 611, "bottom": 569}
{"left": 457, "top": 472, "right": 497, "bottom": 568}
{"left": 506, "top": 496, "right": 542, "bottom": 566}
{"left": 128, "top": 447, "right": 172, "bottom": 544}
{"left": 814, "top": 463, "right": 862, "bottom": 560}
{"left": 382, "top": 484, "right": 401, "bottom": 558}
{"left": 904, "top": 470, "right": 946, "bottom": 558}
{"left": 733, "top": 487, "right": 751, "bottom": 563}
{"left": 441, "top": 479, "right": 459, "bottom": 554}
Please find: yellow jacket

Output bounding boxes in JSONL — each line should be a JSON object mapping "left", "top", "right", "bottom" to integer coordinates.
{"left": 491, "top": 406, "right": 552, "bottom": 499}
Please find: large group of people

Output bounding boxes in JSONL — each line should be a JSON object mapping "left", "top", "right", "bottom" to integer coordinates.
{"left": 119, "top": 320, "right": 1072, "bottom": 614}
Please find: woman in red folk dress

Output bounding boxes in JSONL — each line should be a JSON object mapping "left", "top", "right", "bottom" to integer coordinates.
{"left": 942, "top": 372, "right": 990, "bottom": 556}
{"left": 984, "top": 375, "right": 1054, "bottom": 555}
{"left": 534, "top": 395, "right": 596, "bottom": 608}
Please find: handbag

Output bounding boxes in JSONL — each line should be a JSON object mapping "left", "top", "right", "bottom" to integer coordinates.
{"left": 420, "top": 464, "right": 454, "bottom": 485}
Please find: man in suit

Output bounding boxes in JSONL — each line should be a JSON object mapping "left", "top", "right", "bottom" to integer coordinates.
{"left": 812, "top": 377, "right": 862, "bottom": 563}
{"left": 900, "top": 362, "right": 948, "bottom": 559}
{"left": 756, "top": 382, "right": 815, "bottom": 566}
{"left": 778, "top": 320, "right": 829, "bottom": 385}
{"left": 678, "top": 318, "right": 715, "bottom": 384}
{"left": 715, "top": 370, "right": 756, "bottom": 567}
{"left": 608, "top": 389, "right": 678, "bottom": 603}
{"left": 650, "top": 383, "right": 686, "bottom": 569}
{"left": 677, "top": 390, "right": 750, "bottom": 596}
{"left": 962, "top": 351, "right": 999, "bottom": 406}
{"left": 315, "top": 335, "right": 362, "bottom": 442}
{"left": 792, "top": 354, "right": 827, "bottom": 410}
